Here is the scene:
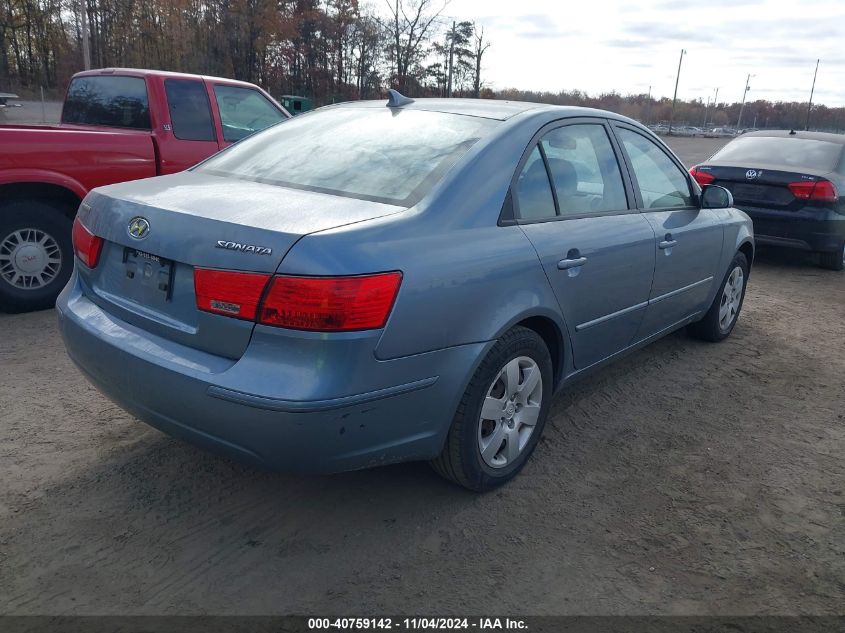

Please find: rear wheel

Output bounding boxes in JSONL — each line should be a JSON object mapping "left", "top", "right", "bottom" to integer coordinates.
{"left": 818, "top": 241, "right": 845, "bottom": 271}
{"left": 0, "top": 201, "right": 74, "bottom": 313}
{"left": 430, "top": 326, "right": 553, "bottom": 492}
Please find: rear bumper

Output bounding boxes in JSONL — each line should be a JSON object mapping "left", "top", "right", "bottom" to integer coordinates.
{"left": 737, "top": 204, "right": 845, "bottom": 253}
{"left": 56, "top": 274, "right": 490, "bottom": 474}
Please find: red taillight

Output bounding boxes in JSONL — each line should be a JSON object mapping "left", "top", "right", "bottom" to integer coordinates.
{"left": 690, "top": 167, "right": 715, "bottom": 186}
{"left": 194, "top": 268, "right": 271, "bottom": 320}
{"left": 72, "top": 216, "right": 103, "bottom": 268}
{"left": 788, "top": 179, "right": 838, "bottom": 202}
{"left": 258, "top": 272, "right": 402, "bottom": 332}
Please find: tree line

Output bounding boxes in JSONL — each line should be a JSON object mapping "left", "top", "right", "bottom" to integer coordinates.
{"left": 1, "top": 0, "right": 843, "bottom": 132}
{"left": 0, "top": 0, "right": 491, "bottom": 102}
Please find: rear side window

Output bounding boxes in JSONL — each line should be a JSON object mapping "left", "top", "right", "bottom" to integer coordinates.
{"left": 213, "top": 85, "right": 285, "bottom": 142}
{"left": 62, "top": 76, "right": 150, "bottom": 129}
{"left": 541, "top": 124, "right": 628, "bottom": 215}
{"left": 514, "top": 146, "right": 557, "bottom": 220}
{"left": 712, "top": 136, "right": 844, "bottom": 172}
{"left": 617, "top": 129, "right": 693, "bottom": 209}
{"left": 197, "top": 107, "right": 497, "bottom": 207}
{"left": 164, "top": 79, "right": 215, "bottom": 142}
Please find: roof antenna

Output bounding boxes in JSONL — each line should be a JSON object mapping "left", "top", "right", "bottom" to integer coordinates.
{"left": 386, "top": 89, "right": 414, "bottom": 108}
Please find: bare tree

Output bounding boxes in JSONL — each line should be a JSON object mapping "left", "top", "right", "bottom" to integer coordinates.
{"left": 383, "top": 0, "right": 445, "bottom": 93}
{"left": 472, "top": 23, "right": 490, "bottom": 98}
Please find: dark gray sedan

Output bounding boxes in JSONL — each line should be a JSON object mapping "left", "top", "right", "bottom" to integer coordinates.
{"left": 58, "top": 93, "right": 754, "bottom": 491}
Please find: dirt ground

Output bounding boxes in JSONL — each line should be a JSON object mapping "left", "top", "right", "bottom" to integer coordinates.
{"left": 1, "top": 138, "right": 843, "bottom": 615}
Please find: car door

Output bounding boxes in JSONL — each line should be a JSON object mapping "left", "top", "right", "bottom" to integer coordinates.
{"left": 613, "top": 125, "right": 724, "bottom": 339}
{"left": 155, "top": 77, "right": 221, "bottom": 174}
{"left": 512, "top": 119, "right": 657, "bottom": 370}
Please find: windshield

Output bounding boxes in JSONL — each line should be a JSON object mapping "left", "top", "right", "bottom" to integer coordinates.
{"left": 196, "top": 107, "right": 498, "bottom": 206}
{"left": 711, "top": 136, "right": 844, "bottom": 172}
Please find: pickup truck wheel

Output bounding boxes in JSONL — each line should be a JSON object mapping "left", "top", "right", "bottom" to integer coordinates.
{"left": 818, "top": 241, "right": 845, "bottom": 271}
{"left": 430, "top": 326, "right": 553, "bottom": 492}
{"left": 0, "top": 201, "right": 73, "bottom": 313}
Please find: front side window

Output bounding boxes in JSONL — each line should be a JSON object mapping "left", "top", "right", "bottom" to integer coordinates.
{"left": 541, "top": 124, "right": 628, "bottom": 215}
{"left": 62, "top": 76, "right": 150, "bottom": 130}
{"left": 197, "top": 107, "right": 497, "bottom": 206}
{"left": 617, "top": 128, "right": 693, "bottom": 209}
{"left": 164, "top": 79, "right": 215, "bottom": 142}
{"left": 514, "top": 146, "right": 556, "bottom": 220}
{"left": 214, "top": 85, "right": 286, "bottom": 142}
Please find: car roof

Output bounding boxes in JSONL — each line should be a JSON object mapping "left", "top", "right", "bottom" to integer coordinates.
{"left": 332, "top": 97, "right": 634, "bottom": 123}
{"left": 741, "top": 130, "right": 845, "bottom": 145}
{"left": 71, "top": 68, "right": 262, "bottom": 90}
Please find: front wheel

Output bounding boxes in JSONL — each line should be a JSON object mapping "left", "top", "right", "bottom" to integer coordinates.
{"left": 687, "top": 251, "right": 749, "bottom": 342}
{"left": 430, "top": 326, "right": 553, "bottom": 492}
{"left": 0, "top": 201, "right": 74, "bottom": 313}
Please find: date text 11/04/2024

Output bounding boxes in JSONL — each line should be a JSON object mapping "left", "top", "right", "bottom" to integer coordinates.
{"left": 307, "top": 618, "right": 528, "bottom": 630}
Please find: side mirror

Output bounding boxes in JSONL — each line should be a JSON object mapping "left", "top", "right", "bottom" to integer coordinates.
{"left": 701, "top": 184, "right": 733, "bottom": 209}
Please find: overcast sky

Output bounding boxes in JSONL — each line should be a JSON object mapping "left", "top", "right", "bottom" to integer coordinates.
{"left": 430, "top": 0, "right": 845, "bottom": 107}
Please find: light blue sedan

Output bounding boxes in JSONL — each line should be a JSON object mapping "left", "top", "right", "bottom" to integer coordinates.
{"left": 58, "top": 92, "right": 754, "bottom": 491}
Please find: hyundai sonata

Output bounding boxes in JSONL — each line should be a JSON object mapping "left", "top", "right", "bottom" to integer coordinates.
{"left": 58, "top": 92, "right": 754, "bottom": 491}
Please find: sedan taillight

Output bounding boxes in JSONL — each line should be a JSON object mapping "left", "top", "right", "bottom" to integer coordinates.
{"left": 259, "top": 272, "right": 403, "bottom": 332}
{"left": 689, "top": 167, "right": 715, "bottom": 186}
{"left": 194, "top": 269, "right": 402, "bottom": 332}
{"left": 788, "top": 179, "right": 838, "bottom": 202}
{"left": 72, "top": 216, "right": 104, "bottom": 268}
{"left": 194, "top": 269, "right": 272, "bottom": 320}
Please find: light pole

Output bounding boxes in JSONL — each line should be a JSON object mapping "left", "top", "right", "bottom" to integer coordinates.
{"left": 736, "top": 73, "right": 753, "bottom": 132}
{"left": 668, "top": 49, "right": 686, "bottom": 135}
{"left": 805, "top": 59, "right": 819, "bottom": 131}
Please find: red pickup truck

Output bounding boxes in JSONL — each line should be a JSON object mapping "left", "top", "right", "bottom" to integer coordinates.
{"left": 0, "top": 68, "right": 289, "bottom": 312}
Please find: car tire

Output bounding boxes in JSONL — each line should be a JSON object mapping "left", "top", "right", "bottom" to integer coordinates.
{"left": 687, "top": 251, "right": 749, "bottom": 343}
{"left": 0, "top": 200, "right": 74, "bottom": 313}
{"left": 430, "top": 326, "right": 553, "bottom": 492}
{"left": 818, "top": 241, "right": 845, "bottom": 271}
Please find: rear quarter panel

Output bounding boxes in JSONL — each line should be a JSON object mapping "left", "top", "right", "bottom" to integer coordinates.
{"left": 276, "top": 111, "right": 572, "bottom": 362}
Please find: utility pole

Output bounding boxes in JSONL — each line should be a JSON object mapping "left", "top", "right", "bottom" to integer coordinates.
{"left": 668, "top": 49, "right": 686, "bottom": 135}
{"left": 80, "top": 0, "right": 91, "bottom": 70}
{"left": 447, "top": 21, "right": 456, "bottom": 98}
{"left": 702, "top": 95, "right": 710, "bottom": 127}
{"left": 805, "top": 58, "right": 819, "bottom": 131}
{"left": 644, "top": 85, "right": 652, "bottom": 124}
{"left": 736, "top": 73, "right": 752, "bottom": 131}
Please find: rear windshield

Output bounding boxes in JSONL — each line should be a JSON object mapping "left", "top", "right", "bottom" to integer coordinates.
{"left": 711, "top": 136, "right": 843, "bottom": 172}
{"left": 62, "top": 76, "right": 151, "bottom": 130}
{"left": 196, "top": 107, "right": 498, "bottom": 206}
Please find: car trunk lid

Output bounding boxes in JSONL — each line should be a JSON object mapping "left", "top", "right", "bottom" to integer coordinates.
{"left": 77, "top": 172, "right": 402, "bottom": 359}
{"left": 695, "top": 164, "right": 835, "bottom": 211}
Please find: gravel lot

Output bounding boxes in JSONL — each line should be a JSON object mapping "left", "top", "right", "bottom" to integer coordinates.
{"left": 1, "top": 137, "right": 843, "bottom": 615}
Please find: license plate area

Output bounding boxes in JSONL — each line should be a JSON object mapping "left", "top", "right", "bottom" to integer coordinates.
{"left": 123, "top": 247, "right": 175, "bottom": 300}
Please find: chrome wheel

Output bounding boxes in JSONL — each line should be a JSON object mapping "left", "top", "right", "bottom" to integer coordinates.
{"left": 0, "top": 228, "right": 63, "bottom": 290}
{"left": 477, "top": 356, "right": 543, "bottom": 469}
{"left": 718, "top": 265, "right": 744, "bottom": 332}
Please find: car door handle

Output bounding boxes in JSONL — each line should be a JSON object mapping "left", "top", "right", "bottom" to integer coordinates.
{"left": 558, "top": 256, "right": 588, "bottom": 270}
{"left": 659, "top": 239, "right": 678, "bottom": 250}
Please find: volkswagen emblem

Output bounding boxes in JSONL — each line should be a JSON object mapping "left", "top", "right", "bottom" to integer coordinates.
{"left": 745, "top": 169, "right": 758, "bottom": 180}
{"left": 127, "top": 217, "right": 150, "bottom": 239}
